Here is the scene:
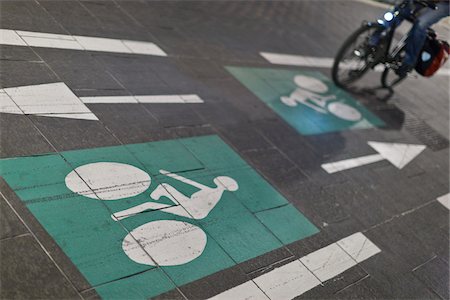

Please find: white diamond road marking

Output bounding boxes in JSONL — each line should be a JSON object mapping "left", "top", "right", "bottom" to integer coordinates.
{"left": 209, "top": 232, "right": 380, "bottom": 300}
{"left": 260, "top": 52, "right": 450, "bottom": 76}
{"left": 437, "top": 193, "right": 450, "bottom": 210}
{"left": 0, "top": 82, "right": 204, "bottom": 121}
{"left": 0, "top": 29, "right": 167, "bottom": 56}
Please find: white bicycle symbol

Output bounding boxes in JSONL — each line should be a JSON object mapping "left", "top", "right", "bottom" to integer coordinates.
{"left": 280, "top": 75, "right": 363, "bottom": 122}
{"left": 65, "top": 162, "right": 238, "bottom": 267}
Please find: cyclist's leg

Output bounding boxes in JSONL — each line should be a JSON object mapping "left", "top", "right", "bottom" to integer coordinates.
{"left": 403, "top": 3, "right": 450, "bottom": 69}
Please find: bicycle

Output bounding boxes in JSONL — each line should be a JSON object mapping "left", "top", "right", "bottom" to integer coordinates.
{"left": 332, "top": 0, "right": 437, "bottom": 91}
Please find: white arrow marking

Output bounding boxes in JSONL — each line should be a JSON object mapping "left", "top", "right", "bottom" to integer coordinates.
{"left": 0, "top": 29, "right": 167, "bottom": 56}
{"left": 260, "top": 52, "right": 450, "bottom": 76}
{"left": 321, "top": 141, "right": 426, "bottom": 173}
{"left": 1, "top": 82, "right": 204, "bottom": 121}
{"left": 437, "top": 193, "right": 450, "bottom": 210}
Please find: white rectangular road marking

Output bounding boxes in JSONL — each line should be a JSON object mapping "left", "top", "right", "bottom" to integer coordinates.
{"left": 0, "top": 29, "right": 167, "bottom": 57}
{"left": 300, "top": 243, "right": 356, "bottom": 282}
{"left": 1, "top": 82, "right": 204, "bottom": 121}
{"left": 260, "top": 52, "right": 450, "bottom": 76}
{"left": 321, "top": 153, "right": 385, "bottom": 174}
{"left": 80, "top": 95, "right": 204, "bottom": 104}
{"left": 208, "top": 232, "right": 380, "bottom": 300}
{"left": 204, "top": 281, "right": 269, "bottom": 300}
{"left": 0, "top": 29, "right": 26, "bottom": 46}
{"left": 336, "top": 232, "right": 381, "bottom": 263}
{"left": 254, "top": 260, "right": 320, "bottom": 300}
{"left": 3, "top": 82, "right": 92, "bottom": 115}
{"left": 80, "top": 96, "right": 139, "bottom": 104}
{"left": 437, "top": 193, "right": 450, "bottom": 210}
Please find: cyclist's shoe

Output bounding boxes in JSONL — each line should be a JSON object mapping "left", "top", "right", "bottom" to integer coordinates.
{"left": 395, "top": 63, "right": 413, "bottom": 77}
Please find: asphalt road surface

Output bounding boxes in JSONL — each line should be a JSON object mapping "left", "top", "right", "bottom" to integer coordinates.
{"left": 0, "top": 1, "right": 449, "bottom": 299}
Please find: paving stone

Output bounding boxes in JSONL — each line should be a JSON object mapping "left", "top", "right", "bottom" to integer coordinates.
{"left": 0, "top": 195, "right": 27, "bottom": 240}
{"left": 178, "top": 264, "right": 250, "bottom": 299}
{"left": 0, "top": 114, "right": 54, "bottom": 158}
{"left": 29, "top": 115, "right": 120, "bottom": 152}
{"left": 0, "top": 235, "right": 80, "bottom": 299}
{"left": 0, "top": 60, "right": 59, "bottom": 88}
{"left": 356, "top": 252, "right": 440, "bottom": 299}
{"left": 0, "top": 44, "right": 42, "bottom": 62}
{"left": 33, "top": 48, "right": 122, "bottom": 91}
{"left": 413, "top": 257, "right": 449, "bottom": 300}
{"left": 364, "top": 219, "right": 439, "bottom": 273}
{"left": 75, "top": 1, "right": 152, "bottom": 40}
{"left": 0, "top": 178, "right": 94, "bottom": 292}
{"left": 0, "top": 0, "right": 67, "bottom": 33}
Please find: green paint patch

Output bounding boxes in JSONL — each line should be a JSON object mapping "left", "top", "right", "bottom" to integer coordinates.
{"left": 226, "top": 67, "right": 385, "bottom": 135}
{"left": 0, "top": 135, "right": 318, "bottom": 299}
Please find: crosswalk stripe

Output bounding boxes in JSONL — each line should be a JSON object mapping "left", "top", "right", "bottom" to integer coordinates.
{"left": 209, "top": 232, "right": 380, "bottom": 300}
{"left": 0, "top": 29, "right": 167, "bottom": 56}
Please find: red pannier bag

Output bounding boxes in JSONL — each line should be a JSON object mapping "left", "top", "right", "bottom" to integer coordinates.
{"left": 415, "top": 32, "right": 450, "bottom": 77}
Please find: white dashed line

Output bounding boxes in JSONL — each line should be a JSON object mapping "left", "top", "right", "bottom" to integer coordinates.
{"left": 208, "top": 232, "right": 380, "bottom": 300}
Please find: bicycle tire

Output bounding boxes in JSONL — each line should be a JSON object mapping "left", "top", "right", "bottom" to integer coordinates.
{"left": 381, "top": 44, "right": 408, "bottom": 89}
{"left": 332, "top": 23, "right": 384, "bottom": 89}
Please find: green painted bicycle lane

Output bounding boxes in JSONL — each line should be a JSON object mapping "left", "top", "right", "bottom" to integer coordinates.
{"left": 226, "top": 67, "right": 385, "bottom": 135}
{"left": 0, "top": 135, "right": 318, "bottom": 299}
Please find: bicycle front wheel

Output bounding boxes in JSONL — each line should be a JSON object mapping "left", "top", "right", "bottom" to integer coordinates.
{"left": 332, "top": 23, "right": 383, "bottom": 89}
{"left": 381, "top": 44, "right": 408, "bottom": 89}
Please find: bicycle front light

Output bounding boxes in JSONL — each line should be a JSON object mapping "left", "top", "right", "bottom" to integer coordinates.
{"left": 384, "top": 12, "right": 394, "bottom": 21}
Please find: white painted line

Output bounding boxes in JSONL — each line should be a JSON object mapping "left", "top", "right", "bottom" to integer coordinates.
{"left": 36, "top": 113, "right": 99, "bottom": 121}
{"left": 322, "top": 153, "right": 384, "bottom": 174}
{"left": 15, "top": 30, "right": 76, "bottom": 40}
{"left": 322, "top": 141, "right": 426, "bottom": 174}
{"left": 261, "top": 52, "right": 334, "bottom": 68}
{"left": 73, "top": 35, "right": 131, "bottom": 53}
{"left": 336, "top": 232, "right": 381, "bottom": 263}
{"left": 136, "top": 94, "right": 204, "bottom": 104}
{"left": 260, "top": 52, "right": 450, "bottom": 76}
{"left": 2, "top": 82, "right": 96, "bottom": 121}
{"left": 209, "top": 281, "right": 269, "bottom": 300}
{"left": 21, "top": 36, "right": 84, "bottom": 50}
{"left": 300, "top": 243, "right": 356, "bottom": 282}
{"left": 0, "top": 29, "right": 26, "bottom": 46}
{"left": 80, "top": 94, "right": 204, "bottom": 104}
{"left": 208, "top": 232, "right": 380, "bottom": 300}
{"left": 437, "top": 193, "right": 450, "bottom": 210}
{"left": 254, "top": 260, "right": 320, "bottom": 300}
{"left": 122, "top": 40, "right": 167, "bottom": 56}
{"left": 80, "top": 96, "right": 138, "bottom": 104}
{"left": 0, "top": 91, "right": 22, "bottom": 115}
{"left": 0, "top": 29, "right": 167, "bottom": 57}
{"left": 1, "top": 82, "right": 204, "bottom": 121}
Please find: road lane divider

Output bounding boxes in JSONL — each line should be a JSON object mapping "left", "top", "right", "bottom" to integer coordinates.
{"left": 0, "top": 82, "right": 204, "bottom": 121}
{"left": 209, "top": 232, "right": 380, "bottom": 300}
{"left": 260, "top": 52, "right": 450, "bottom": 76}
{"left": 0, "top": 29, "right": 167, "bottom": 56}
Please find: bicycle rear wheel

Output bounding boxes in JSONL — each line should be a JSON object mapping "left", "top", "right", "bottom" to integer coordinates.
{"left": 332, "top": 23, "right": 384, "bottom": 89}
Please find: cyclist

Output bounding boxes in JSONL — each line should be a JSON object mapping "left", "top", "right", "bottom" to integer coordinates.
{"left": 396, "top": 0, "right": 450, "bottom": 76}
